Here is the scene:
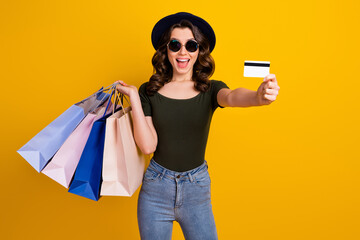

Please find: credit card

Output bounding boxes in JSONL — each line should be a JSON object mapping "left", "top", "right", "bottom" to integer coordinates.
{"left": 243, "top": 60, "right": 270, "bottom": 78}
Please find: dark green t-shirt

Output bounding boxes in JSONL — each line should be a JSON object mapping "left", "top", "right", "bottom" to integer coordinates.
{"left": 138, "top": 80, "right": 229, "bottom": 172}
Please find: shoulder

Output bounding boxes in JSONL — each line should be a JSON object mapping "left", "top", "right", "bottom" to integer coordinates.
{"left": 210, "top": 79, "right": 228, "bottom": 85}
{"left": 139, "top": 81, "right": 149, "bottom": 94}
{"left": 209, "top": 79, "right": 230, "bottom": 90}
{"left": 139, "top": 81, "right": 148, "bottom": 89}
{"left": 210, "top": 79, "right": 223, "bottom": 84}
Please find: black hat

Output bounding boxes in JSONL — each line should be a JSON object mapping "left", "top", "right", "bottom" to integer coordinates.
{"left": 151, "top": 12, "right": 216, "bottom": 53}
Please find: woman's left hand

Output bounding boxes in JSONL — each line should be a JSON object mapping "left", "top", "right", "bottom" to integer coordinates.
{"left": 256, "top": 74, "right": 280, "bottom": 105}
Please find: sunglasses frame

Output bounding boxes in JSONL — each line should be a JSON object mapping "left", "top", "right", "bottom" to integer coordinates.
{"left": 167, "top": 39, "right": 199, "bottom": 53}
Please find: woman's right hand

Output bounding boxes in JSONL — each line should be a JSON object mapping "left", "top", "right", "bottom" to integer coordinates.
{"left": 114, "top": 80, "right": 138, "bottom": 97}
{"left": 114, "top": 80, "right": 158, "bottom": 154}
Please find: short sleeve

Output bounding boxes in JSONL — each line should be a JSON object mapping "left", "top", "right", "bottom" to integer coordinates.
{"left": 211, "top": 80, "right": 229, "bottom": 110}
{"left": 138, "top": 82, "right": 152, "bottom": 116}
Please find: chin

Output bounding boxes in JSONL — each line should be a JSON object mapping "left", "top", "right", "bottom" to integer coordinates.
{"left": 174, "top": 66, "right": 192, "bottom": 74}
{"left": 175, "top": 71, "right": 191, "bottom": 76}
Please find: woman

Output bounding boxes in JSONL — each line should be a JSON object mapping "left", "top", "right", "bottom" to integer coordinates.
{"left": 115, "top": 12, "right": 280, "bottom": 240}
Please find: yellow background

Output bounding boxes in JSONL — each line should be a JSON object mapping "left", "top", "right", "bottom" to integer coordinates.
{"left": 1, "top": 0, "right": 359, "bottom": 239}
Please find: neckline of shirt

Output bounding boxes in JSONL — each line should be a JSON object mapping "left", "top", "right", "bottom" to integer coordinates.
{"left": 156, "top": 91, "right": 202, "bottom": 101}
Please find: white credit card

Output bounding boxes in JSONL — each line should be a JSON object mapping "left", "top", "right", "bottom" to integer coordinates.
{"left": 243, "top": 60, "right": 270, "bottom": 78}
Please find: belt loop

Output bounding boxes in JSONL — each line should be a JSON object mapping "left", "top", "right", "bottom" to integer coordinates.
{"left": 187, "top": 172, "right": 194, "bottom": 183}
{"left": 160, "top": 169, "right": 166, "bottom": 179}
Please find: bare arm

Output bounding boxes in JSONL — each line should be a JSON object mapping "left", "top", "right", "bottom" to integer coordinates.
{"left": 217, "top": 74, "right": 280, "bottom": 108}
{"left": 116, "top": 81, "right": 158, "bottom": 155}
{"left": 217, "top": 87, "right": 260, "bottom": 107}
{"left": 129, "top": 91, "right": 158, "bottom": 154}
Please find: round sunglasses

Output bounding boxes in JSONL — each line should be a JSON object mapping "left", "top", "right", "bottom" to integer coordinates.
{"left": 167, "top": 39, "right": 199, "bottom": 53}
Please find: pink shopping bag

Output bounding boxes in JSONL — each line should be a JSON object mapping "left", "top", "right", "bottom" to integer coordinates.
{"left": 100, "top": 93, "right": 145, "bottom": 196}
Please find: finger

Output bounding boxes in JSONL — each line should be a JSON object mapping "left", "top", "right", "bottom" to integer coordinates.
{"left": 263, "top": 74, "right": 277, "bottom": 83}
{"left": 265, "top": 89, "right": 278, "bottom": 95}
{"left": 267, "top": 81, "right": 280, "bottom": 90}
{"left": 117, "top": 80, "right": 127, "bottom": 86}
{"left": 116, "top": 83, "right": 126, "bottom": 89}
{"left": 264, "top": 94, "right": 276, "bottom": 101}
{"left": 264, "top": 81, "right": 272, "bottom": 90}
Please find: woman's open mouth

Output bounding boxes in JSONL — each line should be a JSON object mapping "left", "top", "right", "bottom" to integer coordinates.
{"left": 176, "top": 58, "right": 190, "bottom": 68}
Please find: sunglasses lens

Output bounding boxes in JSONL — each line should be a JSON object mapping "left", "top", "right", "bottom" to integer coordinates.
{"left": 168, "top": 39, "right": 199, "bottom": 52}
{"left": 185, "top": 40, "right": 198, "bottom": 52}
{"left": 168, "top": 40, "right": 181, "bottom": 52}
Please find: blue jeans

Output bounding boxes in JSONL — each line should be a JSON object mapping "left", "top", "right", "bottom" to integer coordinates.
{"left": 137, "top": 158, "right": 218, "bottom": 240}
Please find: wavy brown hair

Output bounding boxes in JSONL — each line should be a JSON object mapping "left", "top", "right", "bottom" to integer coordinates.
{"left": 146, "top": 20, "right": 215, "bottom": 96}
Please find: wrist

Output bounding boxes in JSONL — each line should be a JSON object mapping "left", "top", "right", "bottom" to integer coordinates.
{"left": 129, "top": 89, "right": 140, "bottom": 101}
{"left": 254, "top": 92, "right": 262, "bottom": 106}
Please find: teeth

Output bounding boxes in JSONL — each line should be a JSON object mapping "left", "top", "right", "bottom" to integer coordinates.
{"left": 177, "top": 59, "right": 189, "bottom": 62}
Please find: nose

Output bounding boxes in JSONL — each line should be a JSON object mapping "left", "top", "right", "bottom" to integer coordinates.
{"left": 179, "top": 44, "right": 187, "bottom": 55}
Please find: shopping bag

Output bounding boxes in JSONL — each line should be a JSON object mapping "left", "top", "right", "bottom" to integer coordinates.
{"left": 101, "top": 92, "right": 145, "bottom": 196}
{"left": 68, "top": 89, "right": 121, "bottom": 201}
{"left": 17, "top": 88, "right": 111, "bottom": 172}
{"left": 41, "top": 103, "right": 113, "bottom": 188}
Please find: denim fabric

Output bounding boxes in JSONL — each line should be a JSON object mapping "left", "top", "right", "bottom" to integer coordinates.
{"left": 137, "top": 159, "right": 217, "bottom": 240}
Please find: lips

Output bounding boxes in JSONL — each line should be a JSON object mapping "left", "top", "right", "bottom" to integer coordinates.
{"left": 176, "top": 58, "right": 190, "bottom": 68}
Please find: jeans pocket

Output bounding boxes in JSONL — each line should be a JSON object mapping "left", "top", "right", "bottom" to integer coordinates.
{"left": 194, "top": 172, "right": 211, "bottom": 187}
{"left": 143, "top": 167, "right": 161, "bottom": 183}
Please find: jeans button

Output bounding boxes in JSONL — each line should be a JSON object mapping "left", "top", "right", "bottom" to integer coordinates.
{"left": 176, "top": 175, "right": 180, "bottom": 178}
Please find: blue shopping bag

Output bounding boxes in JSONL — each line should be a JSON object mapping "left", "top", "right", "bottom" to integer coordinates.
{"left": 68, "top": 90, "right": 122, "bottom": 201}
{"left": 17, "top": 87, "right": 111, "bottom": 172}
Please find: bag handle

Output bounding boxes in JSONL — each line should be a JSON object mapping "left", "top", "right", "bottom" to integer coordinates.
{"left": 101, "top": 85, "right": 118, "bottom": 118}
{"left": 78, "top": 83, "right": 115, "bottom": 104}
{"left": 113, "top": 89, "right": 131, "bottom": 120}
{"left": 87, "top": 85, "right": 116, "bottom": 115}
{"left": 115, "top": 82, "right": 131, "bottom": 107}
{"left": 112, "top": 82, "right": 131, "bottom": 114}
